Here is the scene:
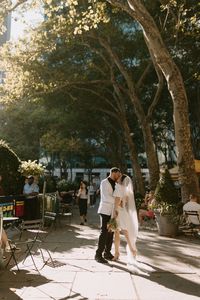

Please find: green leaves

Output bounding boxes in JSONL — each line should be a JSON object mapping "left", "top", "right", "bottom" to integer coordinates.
{"left": 155, "top": 168, "right": 179, "bottom": 205}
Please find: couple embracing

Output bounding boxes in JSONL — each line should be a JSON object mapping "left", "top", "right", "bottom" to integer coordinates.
{"left": 95, "top": 167, "right": 138, "bottom": 267}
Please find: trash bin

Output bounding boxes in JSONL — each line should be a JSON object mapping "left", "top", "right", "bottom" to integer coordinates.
{"left": 15, "top": 200, "right": 25, "bottom": 217}
{"left": 24, "top": 196, "right": 41, "bottom": 220}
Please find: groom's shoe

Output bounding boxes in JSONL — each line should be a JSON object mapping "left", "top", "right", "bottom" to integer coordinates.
{"left": 95, "top": 255, "right": 108, "bottom": 264}
{"left": 103, "top": 252, "right": 114, "bottom": 261}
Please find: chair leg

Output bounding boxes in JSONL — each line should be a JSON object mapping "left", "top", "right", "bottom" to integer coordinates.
{"left": 39, "top": 246, "right": 55, "bottom": 269}
{"left": 23, "top": 242, "right": 40, "bottom": 272}
{"left": 5, "top": 249, "right": 20, "bottom": 271}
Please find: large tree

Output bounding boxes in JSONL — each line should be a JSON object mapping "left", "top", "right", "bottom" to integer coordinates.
{"left": 104, "top": 0, "right": 199, "bottom": 201}
{"left": 0, "top": 0, "right": 199, "bottom": 200}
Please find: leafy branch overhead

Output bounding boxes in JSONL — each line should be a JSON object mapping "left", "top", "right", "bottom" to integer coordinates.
{"left": 0, "top": 0, "right": 199, "bottom": 199}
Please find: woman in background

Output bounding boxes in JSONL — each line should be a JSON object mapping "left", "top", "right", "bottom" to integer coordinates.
{"left": 77, "top": 181, "right": 89, "bottom": 225}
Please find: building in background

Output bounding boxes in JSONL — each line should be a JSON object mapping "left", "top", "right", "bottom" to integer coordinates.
{"left": 0, "top": 14, "right": 11, "bottom": 45}
{"left": 0, "top": 14, "right": 11, "bottom": 84}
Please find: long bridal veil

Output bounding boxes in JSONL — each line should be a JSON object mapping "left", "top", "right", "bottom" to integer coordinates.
{"left": 123, "top": 176, "right": 138, "bottom": 265}
{"left": 123, "top": 176, "right": 155, "bottom": 275}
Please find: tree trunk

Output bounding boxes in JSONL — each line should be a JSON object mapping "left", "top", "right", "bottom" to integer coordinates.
{"left": 122, "top": 117, "right": 145, "bottom": 195}
{"left": 107, "top": 0, "right": 199, "bottom": 201}
{"left": 99, "top": 37, "right": 160, "bottom": 190}
{"left": 140, "top": 119, "right": 159, "bottom": 190}
{"left": 126, "top": 0, "right": 199, "bottom": 201}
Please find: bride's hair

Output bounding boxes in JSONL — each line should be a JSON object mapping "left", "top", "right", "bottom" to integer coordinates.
{"left": 121, "top": 174, "right": 127, "bottom": 183}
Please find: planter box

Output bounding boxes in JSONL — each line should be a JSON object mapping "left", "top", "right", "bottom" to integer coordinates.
{"left": 154, "top": 212, "right": 179, "bottom": 237}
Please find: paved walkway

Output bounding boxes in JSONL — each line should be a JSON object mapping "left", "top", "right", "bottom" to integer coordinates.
{"left": 0, "top": 204, "right": 200, "bottom": 300}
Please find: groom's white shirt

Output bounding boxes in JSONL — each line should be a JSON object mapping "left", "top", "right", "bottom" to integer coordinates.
{"left": 98, "top": 178, "right": 115, "bottom": 215}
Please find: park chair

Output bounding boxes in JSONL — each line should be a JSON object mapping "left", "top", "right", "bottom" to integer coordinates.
{"left": 58, "top": 202, "right": 73, "bottom": 224}
{"left": 6, "top": 219, "right": 55, "bottom": 271}
{"left": 5, "top": 237, "right": 55, "bottom": 272}
{"left": 182, "top": 210, "right": 200, "bottom": 237}
{"left": 44, "top": 211, "right": 60, "bottom": 229}
{"left": 19, "top": 219, "right": 44, "bottom": 240}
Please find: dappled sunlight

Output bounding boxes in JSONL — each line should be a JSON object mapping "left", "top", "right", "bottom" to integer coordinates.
{"left": 2, "top": 206, "right": 200, "bottom": 299}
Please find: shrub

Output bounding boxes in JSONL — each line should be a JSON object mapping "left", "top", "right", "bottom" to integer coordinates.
{"left": 0, "top": 140, "right": 24, "bottom": 195}
{"left": 38, "top": 176, "right": 57, "bottom": 193}
{"left": 154, "top": 168, "right": 182, "bottom": 221}
{"left": 154, "top": 168, "right": 179, "bottom": 205}
{"left": 57, "top": 179, "right": 77, "bottom": 192}
{"left": 135, "top": 193, "right": 144, "bottom": 211}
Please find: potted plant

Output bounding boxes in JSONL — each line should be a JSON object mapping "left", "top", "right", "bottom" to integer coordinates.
{"left": 18, "top": 160, "right": 45, "bottom": 178}
{"left": 153, "top": 168, "right": 183, "bottom": 237}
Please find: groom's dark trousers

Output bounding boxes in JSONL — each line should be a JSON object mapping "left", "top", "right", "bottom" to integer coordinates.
{"left": 96, "top": 214, "right": 114, "bottom": 257}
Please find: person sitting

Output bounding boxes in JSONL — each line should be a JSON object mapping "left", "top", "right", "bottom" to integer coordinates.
{"left": 23, "top": 175, "right": 39, "bottom": 198}
{"left": 138, "top": 190, "right": 155, "bottom": 226}
{"left": 183, "top": 193, "right": 200, "bottom": 226}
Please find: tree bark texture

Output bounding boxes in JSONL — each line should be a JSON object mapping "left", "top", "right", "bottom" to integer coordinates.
{"left": 99, "top": 37, "right": 160, "bottom": 190}
{"left": 122, "top": 117, "right": 145, "bottom": 195}
{"left": 107, "top": 0, "right": 199, "bottom": 201}
{"left": 127, "top": 0, "right": 199, "bottom": 201}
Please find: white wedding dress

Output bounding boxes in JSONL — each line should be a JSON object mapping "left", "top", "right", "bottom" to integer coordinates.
{"left": 113, "top": 177, "right": 138, "bottom": 265}
{"left": 113, "top": 177, "right": 154, "bottom": 275}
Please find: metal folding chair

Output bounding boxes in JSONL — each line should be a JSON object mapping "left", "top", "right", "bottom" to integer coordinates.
{"left": 5, "top": 237, "right": 55, "bottom": 272}
{"left": 44, "top": 211, "right": 59, "bottom": 229}
{"left": 182, "top": 210, "right": 200, "bottom": 237}
{"left": 6, "top": 219, "right": 55, "bottom": 271}
{"left": 19, "top": 219, "right": 43, "bottom": 240}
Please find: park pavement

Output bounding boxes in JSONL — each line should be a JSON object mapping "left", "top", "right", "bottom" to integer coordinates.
{"left": 0, "top": 203, "right": 200, "bottom": 300}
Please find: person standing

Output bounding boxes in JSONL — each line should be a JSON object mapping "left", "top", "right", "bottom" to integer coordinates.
{"left": 95, "top": 167, "right": 121, "bottom": 264}
{"left": 113, "top": 175, "right": 138, "bottom": 264}
{"left": 77, "top": 181, "right": 89, "bottom": 225}
{"left": 23, "top": 175, "right": 39, "bottom": 198}
{"left": 23, "top": 175, "right": 39, "bottom": 220}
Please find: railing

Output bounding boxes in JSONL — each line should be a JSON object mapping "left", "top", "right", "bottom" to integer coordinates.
{"left": 0, "top": 193, "right": 61, "bottom": 220}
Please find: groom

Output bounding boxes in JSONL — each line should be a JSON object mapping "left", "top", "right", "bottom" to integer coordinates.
{"left": 95, "top": 167, "right": 121, "bottom": 264}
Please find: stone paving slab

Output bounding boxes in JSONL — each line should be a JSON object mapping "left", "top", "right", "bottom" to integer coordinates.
{"left": 1, "top": 205, "right": 200, "bottom": 300}
{"left": 72, "top": 272, "right": 136, "bottom": 300}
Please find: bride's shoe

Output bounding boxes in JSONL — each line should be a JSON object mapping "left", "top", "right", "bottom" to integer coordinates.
{"left": 112, "top": 252, "right": 120, "bottom": 261}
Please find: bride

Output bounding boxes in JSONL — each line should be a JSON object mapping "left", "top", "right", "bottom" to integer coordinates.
{"left": 113, "top": 174, "right": 138, "bottom": 265}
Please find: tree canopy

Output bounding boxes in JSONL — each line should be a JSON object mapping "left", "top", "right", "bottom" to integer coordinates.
{"left": 0, "top": 0, "right": 199, "bottom": 198}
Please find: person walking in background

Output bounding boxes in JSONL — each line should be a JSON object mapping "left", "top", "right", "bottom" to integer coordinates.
{"left": 95, "top": 167, "right": 121, "bottom": 264}
{"left": 77, "top": 180, "right": 89, "bottom": 225}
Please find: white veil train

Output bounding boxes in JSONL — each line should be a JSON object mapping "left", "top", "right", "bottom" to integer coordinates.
{"left": 123, "top": 176, "right": 138, "bottom": 265}
{"left": 123, "top": 176, "right": 155, "bottom": 275}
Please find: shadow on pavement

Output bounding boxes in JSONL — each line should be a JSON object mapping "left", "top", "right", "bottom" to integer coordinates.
{"left": 0, "top": 269, "right": 52, "bottom": 299}
{"left": 147, "top": 266, "right": 200, "bottom": 298}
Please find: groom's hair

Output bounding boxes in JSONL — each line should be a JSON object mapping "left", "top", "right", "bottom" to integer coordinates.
{"left": 110, "top": 167, "right": 121, "bottom": 173}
